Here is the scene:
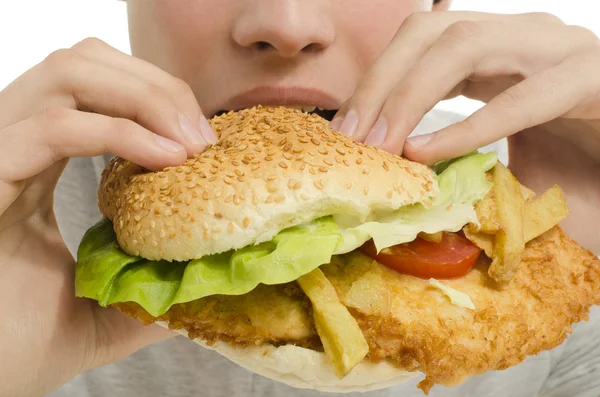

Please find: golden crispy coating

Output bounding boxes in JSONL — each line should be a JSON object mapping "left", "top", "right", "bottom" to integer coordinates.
{"left": 115, "top": 227, "right": 600, "bottom": 394}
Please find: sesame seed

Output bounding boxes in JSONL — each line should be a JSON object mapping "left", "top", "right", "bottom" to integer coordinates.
{"left": 346, "top": 182, "right": 352, "bottom": 190}
{"left": 318, "top": 148, "right": 328, "bottom": 155}
{"left": 318, "top": 166, "right": 328, "bottom": 173}
{"left": 203, "top": 231, "right": 210, "bottom": 240}
{"left": 362, "top": 168, "right": 370, "bottom": 174}
{"left": 356, "top": 158, "right": 363, "bottom": 165}
{"left": 300, "top": 193, "right": 309, "bottom": 201}
{"left": 387, "top": 190, "right": 393, "bottom": 199}
{"left": 243, "top": 217, "right": 251, "bottom": 228}
{"left": 182, "top": 224, "right": 190, "bottom": 232}
{"left": 160, "top": 229, "right": 166, "bottom": 238}
{"left": 323, "top": 159, "right": 333, "bottom": 166}
{"left": 278, "top": 161, "right": 288, "bottom": 169}
{"left": 364, "top": 187, "right": 369, "bottom": 195}
{"left": 134, "top": 215, "right": 141, "bottom": 222}
{"left": 314, "top": 180, "right": 325, "bottom": 190}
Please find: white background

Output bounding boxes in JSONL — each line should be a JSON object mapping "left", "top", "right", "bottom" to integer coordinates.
{"left": 1, "top": 0, "right": 599, "bottom": 115}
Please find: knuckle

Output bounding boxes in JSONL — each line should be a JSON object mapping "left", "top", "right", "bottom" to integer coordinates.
{"left": 402, "top": 12, "right": 431, "bottom": 31}
{"left": 524, "top": 12, "right": 564, "bottom": 25}
{"left": 569, "top": 25, "right": 599, "bottom": 46}
{"left": 496, "top": 87, "right": 525, "bottom": 108}
{"left": 442, "top": 21, "right": 484, "bottom": 43}
{"left": 170, "top": 77, "right": 197, "bottom": 103}
{"left": 43, "top": 48, "right": 81, "bottom": 73}
{"left": 40, "top": 107, "right": 72, "bottom": 126}
{"left": 71, "top": 37, "right": 108, "bottom": 53}
{"left": 110, "top": 117, "right": 138, "bottom": 135}
{"left": 142, "top": 82, "right": 169, "bottom": 101}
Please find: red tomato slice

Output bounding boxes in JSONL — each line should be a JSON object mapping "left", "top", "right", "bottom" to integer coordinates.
{"left": 359, "top": 232, "right": 482, "bottom": 279}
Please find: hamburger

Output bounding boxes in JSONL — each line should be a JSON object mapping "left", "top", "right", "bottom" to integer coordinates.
{"left": 76, "top": 106, "right": 600, "bottom": 394}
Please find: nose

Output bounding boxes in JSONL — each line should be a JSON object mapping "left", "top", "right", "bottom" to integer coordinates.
{"left": 232, "top": 0, "right": 335, "bottom": 58}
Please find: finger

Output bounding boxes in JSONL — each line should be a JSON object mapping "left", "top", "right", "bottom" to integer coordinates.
{"left": 331, "top": 11, "right": 568, "bottom": 140}
{"left": 88, "top": 306, "right": 176, "bottom": 370}
{"left": 0, "top": 108, "right": 187, "bottom": 181}
{"left": 373, "top": 21, "right": 597, "bottom": 156}
{"left": 41, "top": 49, "right": 216, "bottom": 157}
{"left": 404, "top": 49, "right": 600, "bottom": 164}
{"left": 70, "top": 38, "right": 210, "bottom": 134}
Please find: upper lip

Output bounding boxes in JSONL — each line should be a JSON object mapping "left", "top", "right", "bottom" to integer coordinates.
{"left": 220, "top": 86, "right": 341, "bottom": 114}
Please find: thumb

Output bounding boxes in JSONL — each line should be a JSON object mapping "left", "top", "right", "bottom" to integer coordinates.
{"left": 89, "top": 306, "right": 177, "bottom": 369}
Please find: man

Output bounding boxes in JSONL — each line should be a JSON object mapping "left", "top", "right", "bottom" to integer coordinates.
{"left": 1, "top": 1, "right": 599, "bottom": 396}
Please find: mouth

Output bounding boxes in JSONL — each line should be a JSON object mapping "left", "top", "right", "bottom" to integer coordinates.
{"left": 214, "top": 106, "right": 338, "bottom": 121}
{"left": 214, "top": 86, "right": 342, "bottom": 122}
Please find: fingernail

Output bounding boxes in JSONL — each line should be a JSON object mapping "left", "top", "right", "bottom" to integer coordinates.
{"left": 155, "top": 134, "right": 185, "bottom": 152}
{"left": 407, "top": 133, "right": 434, "bottom": 148}
{"left": 338, "top": 109, "right": 359, "bottom": 137}
{"left": 364, "top": 118, "right": 388, "bottom": 146}
{"left": 180, "top": 114, "right": 206, "bottom": 145}
{"left": 199, "top": 115, "right": 218, "bottom": 144}
{"left": 330, "top": 116, "right": 343, "bottom": 131}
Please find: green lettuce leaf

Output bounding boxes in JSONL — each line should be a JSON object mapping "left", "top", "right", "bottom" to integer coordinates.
{"left": 333, "top": 152, "right": 498, "bottom": 254}
{"left": 76, "top": 217, "right": 342, "bottom": 317}
{"left": 76, "top": 152, "right": 497, "bottom": 317}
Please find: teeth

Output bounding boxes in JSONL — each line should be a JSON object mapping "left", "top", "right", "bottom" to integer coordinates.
{"left": 287, "top": 105, "right": 317, "bottom": 113}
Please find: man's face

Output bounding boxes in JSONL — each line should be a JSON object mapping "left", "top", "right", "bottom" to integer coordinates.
{"left": 126, "top": 0, "right": 434, "bottom": 118}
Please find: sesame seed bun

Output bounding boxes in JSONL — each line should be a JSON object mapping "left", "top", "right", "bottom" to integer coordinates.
{"left": 156, "top": 321, "right": 418, "bottom": 393}
{"left": 99, "top": 106, "right": 438, "bottom": 261}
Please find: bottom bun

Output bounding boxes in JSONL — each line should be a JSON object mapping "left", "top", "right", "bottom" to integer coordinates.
{"left": 156, "top": 321, "right": 417, "bottom": 393}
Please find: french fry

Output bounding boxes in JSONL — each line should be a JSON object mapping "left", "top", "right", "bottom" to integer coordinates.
{"left": 297, "top": 268, "right": 369, "bottom": 378}
{"left": 465, "top": 184, "right": 570, "bottom": 258}
{"left": 488, "top": 163, "right": 526, "bottom": 283}
{"left": 469, "top": 189, "right": 500, "bottom": 234}
{"left": 520, "top": 184, "right": 536, "bottom": 201}
{"left": 469, "top": 175, "right": 536, "bottom": 235}
{"left": 463, "top": 228, "right": 494, "bottom": 258}
{"left": 523, "top": 185, "right": 569, "bottom": 241}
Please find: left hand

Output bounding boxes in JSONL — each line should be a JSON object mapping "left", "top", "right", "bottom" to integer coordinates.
{"left": 332, "top": 11, "right": 600, "bottom": 252}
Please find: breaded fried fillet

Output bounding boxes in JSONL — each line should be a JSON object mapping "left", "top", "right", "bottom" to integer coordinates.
{"left": 115, "top": 226, "right": 600, "bottom": 393}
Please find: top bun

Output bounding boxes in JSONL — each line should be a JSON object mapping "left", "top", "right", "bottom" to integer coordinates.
{"left": 98, "top": 106, "right": 438, "bottom": 261}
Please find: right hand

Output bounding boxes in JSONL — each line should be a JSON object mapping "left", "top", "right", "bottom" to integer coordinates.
{"left": 0, "top": 38, "right": 216, "bottom": 397}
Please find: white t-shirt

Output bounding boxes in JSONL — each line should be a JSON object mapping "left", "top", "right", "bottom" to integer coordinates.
{"left": 47, "top": 109, "right": 600, "bottom": 397}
